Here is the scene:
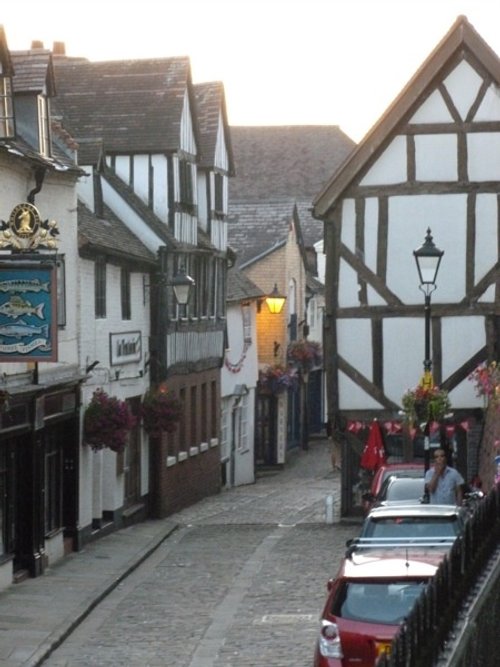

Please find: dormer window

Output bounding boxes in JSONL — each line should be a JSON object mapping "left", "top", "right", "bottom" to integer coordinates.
{"left": 0, "top": 75, "right": 14, "bottom": 138}
{"left": 37, "top": 93, "right": 50, "bottom": 156}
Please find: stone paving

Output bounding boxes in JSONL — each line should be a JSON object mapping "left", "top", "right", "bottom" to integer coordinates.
{"left": 0, "top": 436, "right": 357, "bottom": 667}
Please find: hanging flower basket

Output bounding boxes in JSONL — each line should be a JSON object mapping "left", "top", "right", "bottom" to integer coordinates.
{"left": 469, "top": 361, "right": 500, "bottom": 409}
{"left": 287, "top": 339, "right": 322, "bottom": 373}
{"left": 401, "top": 384, "right": 451, "bottom": 425}
{"left": 258, "top": 364, "right": 298, "bottom": 395}
{"left": 84, "top": 389, "right": 136, "bottom": 453}
{"left": 141, "top": 384, "right": 183, "bottom": 437}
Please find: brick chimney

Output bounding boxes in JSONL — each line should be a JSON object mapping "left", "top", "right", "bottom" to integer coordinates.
{"left": 52, "top": 41, "right": 66, "bottom": 56}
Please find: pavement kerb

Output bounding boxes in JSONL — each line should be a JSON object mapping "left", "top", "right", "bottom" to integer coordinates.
{"left": 28, "top": 521, "right": 179, "bottom": 667}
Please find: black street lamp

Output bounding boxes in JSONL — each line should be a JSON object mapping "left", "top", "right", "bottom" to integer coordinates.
{"left": 413, "top": 228, "right": 444, "bottom": 384}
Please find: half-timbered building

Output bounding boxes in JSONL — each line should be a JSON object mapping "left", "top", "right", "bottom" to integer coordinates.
{"left": 53, "top": 51, "right": 234, "bottom": 518}
{"left": 313, "top": 16, "right": 500, "bottom": 513}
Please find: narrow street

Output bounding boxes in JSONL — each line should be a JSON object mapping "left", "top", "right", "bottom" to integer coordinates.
{"left": 40, "top": 438, "right": 356, "bottom": 667}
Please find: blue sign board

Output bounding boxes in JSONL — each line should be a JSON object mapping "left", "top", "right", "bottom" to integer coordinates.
{"left": 0, "top": 262, "right": 57, "bottom": 361}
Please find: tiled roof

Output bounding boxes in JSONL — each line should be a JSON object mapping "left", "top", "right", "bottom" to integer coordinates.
{"left": 229, "top": 125, "right": 355, "bottom": 201}
{"left": 0, "top": 136, "right": 81, "bottom": 174}
{"left": 228, "top": 197, "right": 327, "bottom": 268}
{"left": 194, "top": 82, "right": 234, "bottom": 175}
{"left": 10, "top": 50, "right": 55, "bottom": 95}
{"left": 78, "top": 201, "right": 156, "bottom": 265}
{"left": 226, "top": 266, "right": 265, "bottom": 303}
{"left": 228, "top": 200, "right": 294, "bottom": 268}
{"left": 52, "top": 56, "right": 193, "bottom": 155}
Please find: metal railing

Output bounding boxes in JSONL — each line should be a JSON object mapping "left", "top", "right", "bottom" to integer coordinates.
{"left": 376, "top": 484, "right": 500, "bottom": 666}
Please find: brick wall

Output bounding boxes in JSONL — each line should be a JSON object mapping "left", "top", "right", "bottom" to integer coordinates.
{"left": 149, "top": 367, "right": 222, "bottom": 517}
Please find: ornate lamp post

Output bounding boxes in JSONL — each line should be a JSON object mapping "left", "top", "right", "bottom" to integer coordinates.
{"left": 413, "top": 228, "right": 444, "bottom": 472}
{"left": 413, "top": 228, "right": 444, "bottom": 386}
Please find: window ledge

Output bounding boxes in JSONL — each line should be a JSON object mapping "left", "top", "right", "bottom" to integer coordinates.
{"left": 178, "top": 451, "right": 188, "bottom": 462}
{"left": 200, "top": 442, "right": 209, "bottom": 452}
{"left": 189, "top": 446, "right": 199, "bottom": 457}
{"left": 166, "top": 456, "right": 177, "bottom": 467}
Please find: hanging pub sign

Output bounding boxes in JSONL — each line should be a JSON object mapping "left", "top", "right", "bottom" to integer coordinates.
{"left": 0, "top": 202, "right": 59, "bottom": 362}
{"left": 0, "top": 261, "right": 58, "bottom": 361}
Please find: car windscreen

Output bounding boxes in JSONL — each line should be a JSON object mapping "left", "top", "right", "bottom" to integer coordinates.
{"left": 332, "top": 580, "right": 427, "bottom": 625}
{"left": 361, "top": 516, "right": 460, "bottom": 538}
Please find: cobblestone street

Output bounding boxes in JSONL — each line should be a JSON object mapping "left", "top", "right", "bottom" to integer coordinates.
{"left": 0, "top": 437, "right": 360, "bottom": 667}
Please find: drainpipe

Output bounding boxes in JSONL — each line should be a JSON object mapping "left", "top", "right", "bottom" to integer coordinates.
{"left": 27, "top": 167, "right": 46, "bottom": 204}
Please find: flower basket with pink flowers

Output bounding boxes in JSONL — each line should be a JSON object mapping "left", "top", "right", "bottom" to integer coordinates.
{"left": 84, "top": 389, "right": 136, "bottom": 453}
{"left": 287, "top": 339, "right": 322, "bottom": 373}
{"left": 469, "top": 361, "right": 500, "bottom": 408}
{"left": 258, "top": 364, "right": 298, "bottom": 395}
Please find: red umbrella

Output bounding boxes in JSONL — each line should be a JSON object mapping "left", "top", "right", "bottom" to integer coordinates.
{"left": 360, "top": 420, "right": 387, "bottom": 471}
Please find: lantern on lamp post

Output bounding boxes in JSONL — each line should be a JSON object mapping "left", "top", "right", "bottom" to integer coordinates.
{"left": 413, "top": 228, "right": 444, "bottom": 387}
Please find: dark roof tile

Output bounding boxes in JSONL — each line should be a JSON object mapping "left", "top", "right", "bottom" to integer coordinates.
{"left": 53, "top": 56, "right": 193, "bottom": 154}
{"left": 78, "top": 200, "right": 156, "bottom": 265}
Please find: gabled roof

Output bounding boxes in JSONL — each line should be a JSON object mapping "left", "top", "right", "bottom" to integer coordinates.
{"left": 226, "top": 266, "right": 265, "bottom": 303}
{"left": 228, "top": 198, "right": 324, "bottom": 270}
{"left": 10, "top": 49, "right": 56, "bottom": 96}
{"left": 78, "top": 201, "right": 156, "bottom": 266}
{"left": 313, "top": 15, "right": 500, "bottom": 217}
{"left": 52, "top": 56, "right": 196, "bottom": 155}
{"left": 228, "top": 200, "right": 294, "bottom": 268}
{"left": 194, "top": 81, "right": 235, "bottom": 175}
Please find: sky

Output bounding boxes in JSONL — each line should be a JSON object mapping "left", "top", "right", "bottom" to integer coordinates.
{"left": 3, "top": 0, "right": 500, "bottom": 142}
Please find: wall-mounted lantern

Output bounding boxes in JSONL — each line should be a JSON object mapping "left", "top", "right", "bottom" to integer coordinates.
{"left": 170, "top": 266, "right": 195, "bottom": 305}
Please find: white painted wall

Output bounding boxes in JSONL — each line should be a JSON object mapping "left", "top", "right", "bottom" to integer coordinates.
{"left": 221, "top": 299, "right": 259, "bottom": 486}
{"left": 78, "top": 255, "right": 151, "bottom": 526}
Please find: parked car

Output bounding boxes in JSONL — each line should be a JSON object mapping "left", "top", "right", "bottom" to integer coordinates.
{"left": 355, "top": 504, "right": 466, "bottom": 544}
{"left": 371, "top": 476, "right": 427, "bottom": 508}
{"left": 313, "top": 541, "right": 443, "bottom": 666}
{"left": 362, "top": 463, "right": 424, "bottom": 513}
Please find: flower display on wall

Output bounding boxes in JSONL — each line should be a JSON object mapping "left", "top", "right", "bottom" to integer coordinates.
{"left": 469, "top": 361, "right": 500, "bottom": 408}
{"left": 401, "top": 383, "right": 451, "bottom": 425}
{"left": 84, "top": 389, "right": 136, "bottom": 453}
{"left": 141, "top": 383, "right": 183, "bottom": 437}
